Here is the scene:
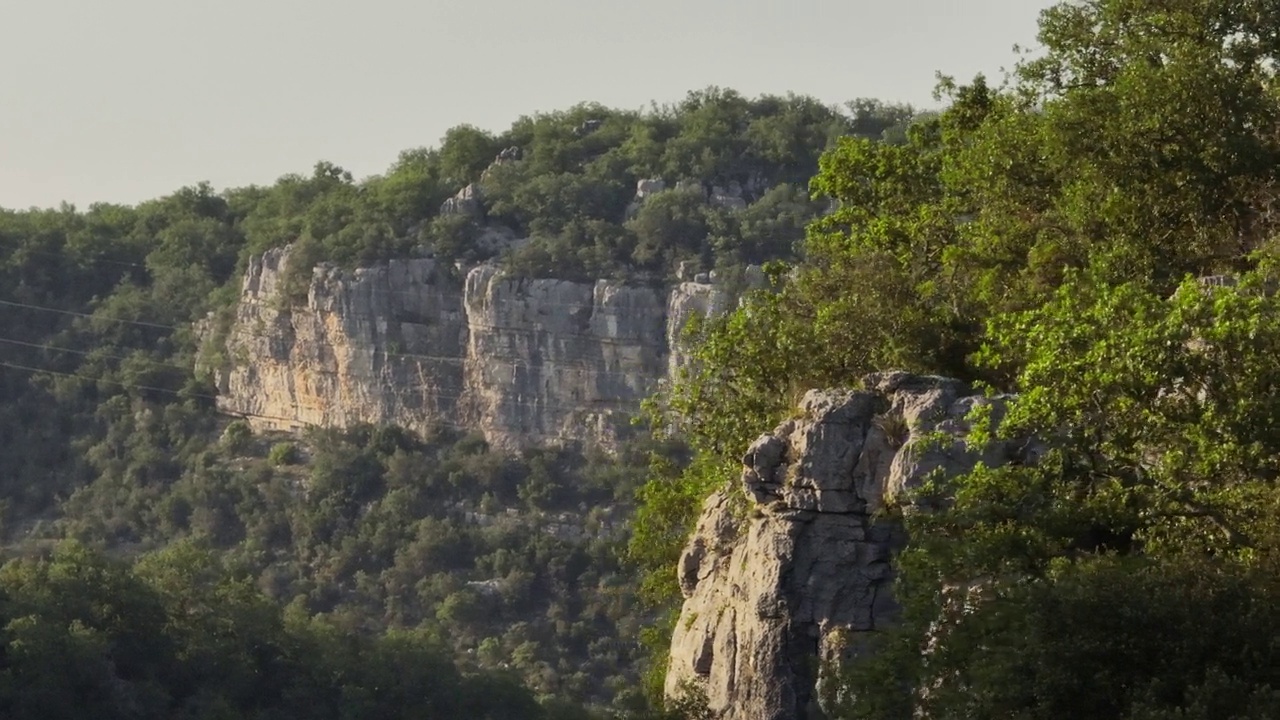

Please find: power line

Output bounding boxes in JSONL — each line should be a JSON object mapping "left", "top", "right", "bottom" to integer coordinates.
{"left": 0, "top": 293, "right": 685, "bottom": 339}
{"left": 0, "top": 298, "right": 176, "bottom": 330}
{"left": 0, "top": 360, "right": 218, "bottom": 402}
{"left": 0, "top": 295, "right": 677, "bottom": 431}
{"left": 0, "top": 359, "right": 491, "bottom": 436}
{"left": 0, "top": 327, "right": 661, "bottom": 389}
{"left": 0, "top": 345, "right": 647, "bottom": 415}
{"left": 0, "top": 270, "right": 703, "bottom": 432}
{"left": 0, "top": 337, "right": 196, "bottom": 373}
{"left": 208, "top": 358, "right": 646, "bottom": 418}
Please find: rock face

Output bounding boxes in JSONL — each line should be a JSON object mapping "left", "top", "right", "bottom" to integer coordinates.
{"left": 709, "top": 183, "right": 748, "bottom": 211}
{"left": 665, "top": 373, "right": 1031, "bottom": 720}
{"left": 216, "top": 248, "right": 469, "bottom": 434}
{"left": 665, "top": 281, "right": 732, "bottom": 379}
{"left": 635, "top": 177, "right": 666, "bottom": 200}
{"left": 461, "top": 264, "right": 667, "bottom": 449}
{"left": 440, "top": 183, "right": 483, "bottom": 217}
{"left": 213, "top": 246, "right": 736, "bottom": 450}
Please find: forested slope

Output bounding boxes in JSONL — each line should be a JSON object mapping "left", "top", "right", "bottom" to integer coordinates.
{"left": 0, "top": 89, "right": 912, "bottom": 717}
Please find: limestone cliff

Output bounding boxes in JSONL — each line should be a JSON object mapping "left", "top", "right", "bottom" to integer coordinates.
{"left": 212, "top": 246, "right": 740, "bottom": 450}
{"left": 214, "top": 246, "right": 469, "bottom": 434}
{"left": 461, "top": 264, "right": 667, "bottom": 449}
{"left": 665, "top": 373, "right": 1033, "bottom": 720}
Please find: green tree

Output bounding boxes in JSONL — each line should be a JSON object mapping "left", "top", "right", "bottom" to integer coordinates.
{"left": 438, "top": 125, "right": 502, "bottom": 188}
{"left": 834, "top": 271, "right": 1280, "bottom": 719}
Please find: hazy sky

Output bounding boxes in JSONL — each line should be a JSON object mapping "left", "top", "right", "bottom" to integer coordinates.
{"left": 0, "top": 0, "right": 1057, "bottom": 210}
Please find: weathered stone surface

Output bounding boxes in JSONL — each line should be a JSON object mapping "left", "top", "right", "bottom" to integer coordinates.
{"left": 709, "top": 184, "right": 748, "bottom": 211}
{"left": 635, "top": 177, "right": 666, "bottom": 200}
{"left": 495, "top": 145, "right": 523, "bottom": 162}
{"left": 440, "top": 183, "right": 483, "bottom": 217}
{"left": 213, "top": 246, "right": 739, "bottom": 450}
{"left": 665, "top": 377, "right": 1026, "bottom": 720}
{"left": 665, "top": 280, "right": 732, "bottom": 379}
{"left": 676, "top": 260, "right": 698, "bottom": 282}
{"left": 461, "top": 264, "right": 667, "bottom": 449}
{"left": 216, "top": 246, "right": 468, "bottom": 435}
{"left": 627, "top": 178, "right": 668, "bottom": 219}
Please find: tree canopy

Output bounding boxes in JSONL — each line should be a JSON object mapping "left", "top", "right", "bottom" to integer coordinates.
{"left": 0, "top": 540, "right": 558, "bottom": 720}
{"left": 661, "top": 0, "right": 1280, "bottom": 458}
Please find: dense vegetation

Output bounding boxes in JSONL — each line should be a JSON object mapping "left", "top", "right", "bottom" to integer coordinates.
{"left": 0, "top": 540, "right": 557, "bottom": 720}
{"left": 0, "top": 87, "right": 912, "bottom": 526}
{"left": 56, "top": 420, "right": 683, "bottom": 712}
{"left": 639, "top": 0, "right": 1280, "bottom": 718}
{"left": 0, "top": 88, "right": 913, "bottom": 717}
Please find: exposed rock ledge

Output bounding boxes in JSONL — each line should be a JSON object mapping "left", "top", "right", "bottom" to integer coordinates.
{"left": 665, "top": 373, "right": 1034, "bottom": 720}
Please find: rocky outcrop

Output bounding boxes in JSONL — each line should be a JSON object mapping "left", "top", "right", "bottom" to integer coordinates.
{"left": 440, "top": 183, "right": 483, "bottom": 217}
{"left": 665, "top": 281, "right": 731, "bottom": 379}
{"left": 709, "top": 183, "right": 747, "bottom": 211}
{"left": 665, "top": 373, "right": 1033, "bottom": 720}
{"left": 635, "top": 178, "right": 666, "bottom": 200}
{"left": 213, "top": 246, "right": 739, "bottom": 450}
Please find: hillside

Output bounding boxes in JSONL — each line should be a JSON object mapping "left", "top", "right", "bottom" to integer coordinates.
{"left": 0, "top": 89, "right": 912, "bottom": 717}
{"left": 12, "top": 0, "right": 1280, "bottom": 716}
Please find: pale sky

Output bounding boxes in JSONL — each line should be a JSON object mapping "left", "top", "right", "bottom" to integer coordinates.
{"left": 0, "top": 0, "right": 1057, "bottom": 210}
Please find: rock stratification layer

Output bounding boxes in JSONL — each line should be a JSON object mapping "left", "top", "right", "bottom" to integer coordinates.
{"left": 665, "top": 373, "right": 1029, "bottom": 720}
{"left": 213, "top": 246, "right": 737, "bottom": 449}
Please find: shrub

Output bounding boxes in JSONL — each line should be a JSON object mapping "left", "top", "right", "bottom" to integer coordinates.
{"left": 268, "top": 442, "right": 299, "bottom": 466}
{"left": 221, "top": 420, "right": 253, "bottom": 454}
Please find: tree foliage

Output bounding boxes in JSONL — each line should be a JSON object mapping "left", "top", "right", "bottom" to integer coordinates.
{"left": 829, "top": 271, "right": 1280, "bottom": 719}
{"left": 0, "top": 540, "right": 558, "bottom": 720}
{"left": 665, "top": 0, "right": 1280, "bottom": 461}
{"left": 637, "top": 1, "right": 1280, "bottom": 717}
